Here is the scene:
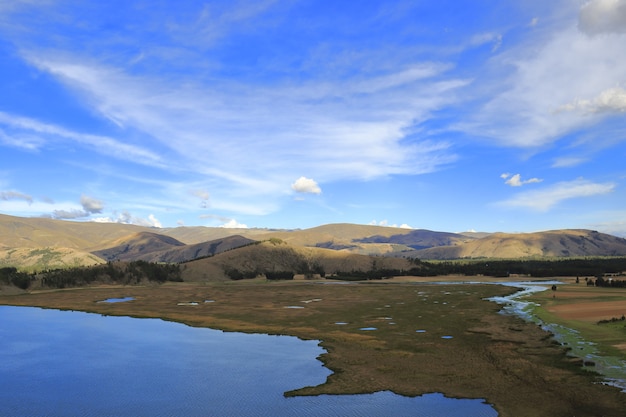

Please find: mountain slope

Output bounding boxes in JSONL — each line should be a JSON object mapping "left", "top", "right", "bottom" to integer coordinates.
{"left": 410, "top": 230, "right": 626, "bottom": 259}
{"left": 181, "top": 239, "right": 414, "bottom": 281}
{"left": 91, "top": 232, "right": 186, "bottom": 261}
{"left": 92, "top": 233, "right": 257, "bottom": 263}
{"left": 355, "top": 229, "right": 473, "bottom": 250}
{"left": 0, "top": 247, "right": 104, "bottom": 272}
{"left": 0, "top": 213, "right": 151, "bottom": 250}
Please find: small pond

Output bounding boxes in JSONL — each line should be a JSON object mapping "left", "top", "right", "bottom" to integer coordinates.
{"left": 97, "top": 297, "right": 135, "bottom": 303}
{"left": 0, "top": 306, "right": 498, "bottom": 417}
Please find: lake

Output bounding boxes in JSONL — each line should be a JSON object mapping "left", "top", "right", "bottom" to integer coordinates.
{"left": 0, "top": 306, "right": 498, "bottom": 416}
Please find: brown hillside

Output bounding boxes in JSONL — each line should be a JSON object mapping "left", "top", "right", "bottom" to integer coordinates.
{"left": 0, "top": 213, "right": 150, "bottom": 250}
{"left": 355, "top": 228, "right": 473, "bottom": 249}
{"left": 0, "top": 247, "right": 104, "bottom": 271}
{"left": 181, "top": 239, "right": 414, "bottom": 282}
{"left": 91, "top": 232, "right": 186, "bottom": 261}
{"left": 411, "top": 230, "right": 626, "bottom": 259}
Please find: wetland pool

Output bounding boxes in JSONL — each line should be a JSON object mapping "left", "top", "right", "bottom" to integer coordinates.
{"left": 0, "top": 306, "right": 497, "bottom": 417}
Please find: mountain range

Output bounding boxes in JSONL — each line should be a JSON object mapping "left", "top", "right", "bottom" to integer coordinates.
{"left": 2, "top": 213, "right": 626, "bottom": 274}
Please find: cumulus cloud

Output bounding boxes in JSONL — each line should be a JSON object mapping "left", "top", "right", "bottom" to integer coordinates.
{"left": 291, "top": 177, "right": 322, "bottom": 194}
{"left": 198, "top": 213, "right": 248, "bottom": 228}
{"left": 557, "top": 86, "right": 626, "bottom": 114}
{"left": 219, "top": 219, "right": 248, "bottom": 228}
{"left": 579, "top": 0, "right": 626, "bottom": 35}
{"left": 0, "top": 190, "right": 33, "bottom": 204}
{"left": 80, "top": 194, "right": 104, "bottom": 213}
{"left": 92, "top": 211, "right": 162, "bottom": 227}
{"left": 496, "top": 178, "right": 615, "bottom": 211}
{"left": 369, "top": 220, "right": 412, "bottom": 229}
{"left": 501, "top": 173, "right": 543, "bottom": 187}
{"left": 47, "top": 194, "right": 104, "bottom": 219}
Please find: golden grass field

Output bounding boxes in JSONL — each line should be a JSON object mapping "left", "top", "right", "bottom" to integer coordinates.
{"left": 2, "top": 276, "right": 626, "bottom": 417}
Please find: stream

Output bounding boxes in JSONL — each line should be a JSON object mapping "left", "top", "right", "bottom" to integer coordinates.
{"left": 486, "top": 281, "right": 626, "bottom": 392}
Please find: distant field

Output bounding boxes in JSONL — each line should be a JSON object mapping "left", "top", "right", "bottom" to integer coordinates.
{"left": 2, "top": 277, "right": 625, "bottom": 417}
{"left": 526, "top": 278, "right": 626, "bottom": 357}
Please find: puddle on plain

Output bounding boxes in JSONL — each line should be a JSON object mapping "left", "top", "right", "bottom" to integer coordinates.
{"left": 284, "top": 306, "right": 304, "bottom": 309}
{"left": 360, "top": 327, "right": 377, "bottom": 331}
{"left": 97, "top": 297, "right": 134, "bottom": 303}
{"left": 441, "top": 336, "right": 454, "bottom": 339}
{"left": 204, "top": 300, "right": 215, "bottom": 303}
{"left": 334, "top": 322, "right": 349, "bottom": 325}
{"left": 416, "top": 330, "right": 427, "bottom": 333}
{"left": 177, "top": 302, "right": 199, "bottom": 306}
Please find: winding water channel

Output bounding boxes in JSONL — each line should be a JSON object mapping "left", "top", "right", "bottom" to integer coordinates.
{"left": 485, "top": 281, "right": 626, "bottom": 392}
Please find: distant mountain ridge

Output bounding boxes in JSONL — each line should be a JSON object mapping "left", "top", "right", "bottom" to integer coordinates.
{"left": 92, "top": 232, "right": 256, "bottom": 263}
{"left": 1, "top": 214, "right": 626, "bottom": 272}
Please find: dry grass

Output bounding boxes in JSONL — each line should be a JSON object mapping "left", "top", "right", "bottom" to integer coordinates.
{"left": 2, "top": 278, "right": 625, "bottom": 417}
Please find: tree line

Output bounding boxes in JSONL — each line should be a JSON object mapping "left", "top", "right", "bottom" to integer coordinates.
{"left": 328, "top": 257, "right": 626, "bottom": 281}
{"left": 38, "top": 261, "right": 182, "bottom": 288}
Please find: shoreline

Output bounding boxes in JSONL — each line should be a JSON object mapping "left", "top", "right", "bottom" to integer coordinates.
{"left": 2, "top": 277, "right": 626, "bottom": 417}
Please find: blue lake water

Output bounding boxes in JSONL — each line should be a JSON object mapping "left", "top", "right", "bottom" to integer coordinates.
{"left": 0, "top": 306, "right": 498, "bottom": 416}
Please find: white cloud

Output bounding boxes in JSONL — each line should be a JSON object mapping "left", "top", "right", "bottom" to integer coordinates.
{"left": 552, "top": 156, "right": 587, "bottom": 168}
{"left": 463, "top": 6, "right": 626, "bottom": 149}
{"left": 501, "top": 173, "right": 543, "bottom": 187}
{"left": 291, "top": 177, "right": 322, "bottom": 194}
{"left": 191, "top": 189, "right": 210, "bottom": 201}
{"left": 368, "top": 220, "right": 412, "bottom": 229}
{"left": 470, "top": 32, "right": 502, "bottom": 52}
{"left": 496, "top": 178, "right": 615, "bottom": 211}
{"left": 219, "top": 219, "right": 248, "bottom": 228}
{"left": 579, "top": 0, "right": 626, "bottom": 35}
{"left": 19, "top": 50, "right": 461, "bottom": 200}
{"left": 557, "top": 86, "right": 626, "bottom": 114}
{"left": 92, "top": 211, "right": 162, "bottom": 227}
{"left": 147, "top": 214, "right": 162, "bottom": 228}
{"left": 0, "top": 111, "right": 163, "bottom": 165}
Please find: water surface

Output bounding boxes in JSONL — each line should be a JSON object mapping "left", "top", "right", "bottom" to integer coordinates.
{"left": 0, "top": 306, "right": 497, "bottom": 416}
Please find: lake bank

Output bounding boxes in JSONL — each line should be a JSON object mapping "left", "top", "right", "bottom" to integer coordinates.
{"left": 2, "top": 278, "right": 626, "bottom": 417}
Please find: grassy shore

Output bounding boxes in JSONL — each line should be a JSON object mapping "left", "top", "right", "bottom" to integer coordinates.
{"left": 2, "top": 277, "right": 626, "bottom": 417}
{"left": 525, "top": 277, "right": 626, "bottom": 358}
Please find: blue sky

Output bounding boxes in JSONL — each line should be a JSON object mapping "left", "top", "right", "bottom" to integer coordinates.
{"left": 1, "top": 0, "right": 626, "bottom": 235}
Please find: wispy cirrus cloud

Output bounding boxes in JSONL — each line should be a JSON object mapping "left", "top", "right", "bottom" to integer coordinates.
{"left": 0, "top": 111, "right": 162, "bottom": 165}
{"left": 496, "top": 178, "right": 615, "bottom": 212}
{"left": 460, "top": 1, "right": 626, "bottom": 150}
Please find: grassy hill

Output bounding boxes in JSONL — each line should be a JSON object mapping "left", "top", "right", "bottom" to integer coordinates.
{"left": 180, "top": 239, "right": 415, "bottom": 282}
{"left": 93, "top": 232, "right": 257, "bottom": 263}
{"left": 408, "top": 229, "right": 626, "bottom": 259}
{"left": 2, "top": 214, "right": 626, "bottom": 273}
{"left": 0, "top": 247, "right": 104, "bottom": 272}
